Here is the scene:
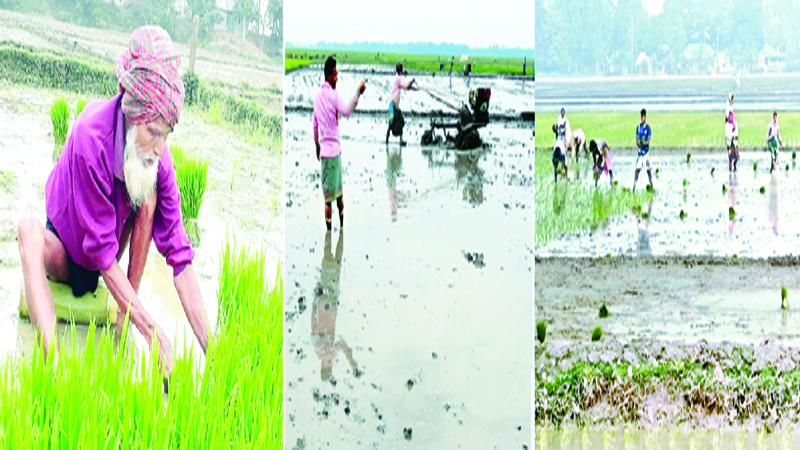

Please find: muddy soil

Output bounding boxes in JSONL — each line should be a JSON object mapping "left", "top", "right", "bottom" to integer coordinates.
{"left": 0, "top": 9, "right": 282, "bottom": 112}
{"left": 0, "top": 82, "right": 282, "bottom": 363}
{"left": 285, "top": 67, "right": 533, "bottom": 118}
{"left": 537, "top": 153, "right": 800, "bottom": 257}
{"left": 535, "top": 256, "right": 800, "bottom": 344}
{"left": 284, "top": 108, "right": 532, "bottom": 448}
{"left": 536, "top": 74, "right": 800, "bottom": 112}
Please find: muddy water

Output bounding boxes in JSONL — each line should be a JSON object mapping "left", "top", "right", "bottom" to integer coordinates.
{"left": 0, "top": 82, "right": 282, "bottom": 363}
{"left": 285, "top": 67, "right": 533, "bottom": 117}
{"left": 284, "top": 110, "right": 532, "bottom": 448}
{"left": 535, "top": 425, "right": 800, "bottom": 449}
{"left": 537, "top": 153, "right": 800, "bottom": 257}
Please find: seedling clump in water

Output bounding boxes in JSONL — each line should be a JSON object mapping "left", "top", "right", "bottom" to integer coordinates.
{"left": 171, "top": 145, "right": 209, "bottom": 246}
{"left": 754, "top": 162, "right": 758, "bottom": 171}
{"left": 536, "top": 320, "right": 547, "bottom": 344}
{"left": 76, "top": 96, "right": 87, "bottom": 118}
{"left": 591, "top": 326, "right": 603, "bottom": 342}
{"left": 679, "top": 209, "right": 687, "bottom": 220}
{"left": 683, "top": 179, "right": 687, "bottom": 187}
{"left": 599, "top": 303, "right": 609, "bottom": 318}
{"left": 729, "top": 206, "right": 736, "bottom": 221}
{"left": 722, "top": 184, "right": 728, "bottom": 194}
{"left": 50, "top": 96, "right": 69, "bottom": 159}
{"left": 760, "top": 186, "right": 766, "bottom": 194}
{"left": 686, "top": 153, "right": 691, "bottom": 164}
{"left": 782, "top": 286, "right": 789, "bottom": 310}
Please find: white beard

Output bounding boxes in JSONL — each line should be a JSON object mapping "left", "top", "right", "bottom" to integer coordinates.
{"left": 123, "top": 126, "right": 159, "bottom": 209}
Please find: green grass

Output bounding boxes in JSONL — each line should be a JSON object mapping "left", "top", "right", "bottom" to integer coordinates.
{"left": 285, "top": 48, "right": 533, "bottom": 76}
{"left": 535, "top": 111, "right": 800, "bottom": 151}
{"left": 535, "top": 151, "right": 655, "bottom": 245}
{"left": 50, "top": 96, "right": 69, "bottom": 159}
{"left": 171, "top": 146, "right": 209, "bottom": 246}
{"left": 0, "top": 239, "right": 282, "bottom": 447}
{"left": 536, "top": 359, "right": 800, "bottom": 426}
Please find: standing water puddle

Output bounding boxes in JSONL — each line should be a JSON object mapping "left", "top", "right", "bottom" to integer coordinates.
{"left": 284, "top": 109, "right": 532, "bottom": 448}
{"left": 537, "top": 152, "right": 800, "bottom": 257}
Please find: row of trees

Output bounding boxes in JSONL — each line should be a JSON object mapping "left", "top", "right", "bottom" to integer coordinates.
{"left": 0, "top": 0, "right": 282, "bottom": 47}
{"left": 535, "top": 0, "right": 800, "bottom": 76}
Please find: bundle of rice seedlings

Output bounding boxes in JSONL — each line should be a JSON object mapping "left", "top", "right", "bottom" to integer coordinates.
{"left": 50, "top": 97, "right": 69, "bottom": 160}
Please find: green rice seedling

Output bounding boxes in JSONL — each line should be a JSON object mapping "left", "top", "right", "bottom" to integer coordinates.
{"left": 75, "top": 96, "right": 87, "bottom": 118}
{"left": 679, "top": 209, "right": 687, "bottom": 220}
{"left": 0, "top": 239, "right": 283, "bottom": 448}
{"left": 599, "top": 303, "right": 609, "bottom": 318}
{"left": 683, "top": 179, "right": 688, "bottom": 187}
{"left": 173, "top": 147, "right": 209, "bottom": 246}
{"left": 655, "top": 168, "right": 660, "bottom": 175}
{"left": 759, "top": 186, "right": 766, "bottom": 194}
{"left": 754, "top": 162, "right": 758, "bottom": 171}
{"left": 591, "top": 325, "right": 603, "bottom": 342}
{"left": 722, "top": 184, "right": 728, "bottom": 194}
{"left": 50, "top": 96, "right": 70, "bottom": 160}
{"left": 786, "top": 164, "right": 790, "bottom": 171}
{"left": 782, "top": 286, "right": 789, "bottom": 310}
{"left": 711, "top": 167, "right": 715, "bottom": 175}
{"left": 641, "top": 212, "right": 649, "bottom": 220}
{"left": 686, "top": 153, "right": 691, "bottom": 164}
{"left": 536, "top": 320, "right": 547, "bottom": 344}
{"left": 794, "top": 151, "right": 797, "bottom": 160}
{"left": 646, "top": 184, "right": 653, "bottom": 193}
{"left": 729, "top": 206, "right": 736, "bottom": 221}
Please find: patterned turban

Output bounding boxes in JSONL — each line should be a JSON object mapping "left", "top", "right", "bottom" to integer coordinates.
{"left": 116, "top": 26, "right": 185, "bottom": 128}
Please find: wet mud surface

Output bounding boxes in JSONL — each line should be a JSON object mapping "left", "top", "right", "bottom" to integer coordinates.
{"left": 536, "top": 256, "right": 800, "bottom": 344}
{"left": 0, "top": 82, "right": 282, "bottom": 363}
{"left": 285, "top": 67, "right": 533, "bottom": 119}
{"left": 537, "top": 153, "right": 800, "bottom": 257}
{"left": 284, "top": 107, "right": 532, "bottom": 447}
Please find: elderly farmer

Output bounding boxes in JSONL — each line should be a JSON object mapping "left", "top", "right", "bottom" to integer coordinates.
{"left": 17, "top": 27, "right": 209, "bottom": 374}
{"left": 313, "top": 56, "right": 367, "bottom": 230}
{"left": 386, "top": 62, "right": 417, "bottom": 146}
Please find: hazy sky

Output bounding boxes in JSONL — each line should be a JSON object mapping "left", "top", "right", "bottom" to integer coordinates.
{"left": 642, "top": 0, "right": 664, "bottom": 16}
{"left": 285, "top": 0, "right": 534, "bottom": 48}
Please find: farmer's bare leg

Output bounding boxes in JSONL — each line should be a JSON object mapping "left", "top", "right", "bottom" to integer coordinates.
{"left": 647, "top": 169, "right": 654, "bottom": 191}
{"left": 633, "top": 168, "right": 640, "bottom": 193}
{"left": 553, "top": 162, "right": 558, "bottom": 183}
{"left": 17, "top": 217, "right": 70, "bottom": 358}
{"left": 609, "top": 171, "right": 614, "bottom": 189}
{"left": 337, "top": 195, "right": 344, "bottom": 228}
{"left": 325, "top": 202, "right": 332, "bottom": 231}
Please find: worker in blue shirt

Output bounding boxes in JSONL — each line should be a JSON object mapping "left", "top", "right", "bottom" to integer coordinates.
{"left": 633, "top": 108, "right": 654, "bottom": 193}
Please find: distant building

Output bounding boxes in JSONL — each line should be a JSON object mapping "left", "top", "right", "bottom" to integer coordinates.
{"left": 215, "top": 0, "right": 238, "bottom": 33}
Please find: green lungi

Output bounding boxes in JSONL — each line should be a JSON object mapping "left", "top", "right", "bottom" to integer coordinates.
{"left": 321, "top": 155, "right": 343, "bottom": 203}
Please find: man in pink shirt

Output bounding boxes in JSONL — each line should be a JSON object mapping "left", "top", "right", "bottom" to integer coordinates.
{"left": 17, "top": 27, "right": 209, "bottom": 375}
{"left": 313, "top": 56, "right": 367, "bottom": 230}
{"left": 386, "top": 62, "right": 416, "bottom": 146}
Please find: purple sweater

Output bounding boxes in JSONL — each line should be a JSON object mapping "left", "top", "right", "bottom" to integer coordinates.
{"left": 45, "top": 94, "right": 193, "bottom": 276}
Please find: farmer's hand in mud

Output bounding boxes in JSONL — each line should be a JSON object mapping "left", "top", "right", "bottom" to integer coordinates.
{"left": 155, "top": 326, "right": 175, "bottom": 378}
{"left": 358, "top": 79, "right": 367, "bottom": 95}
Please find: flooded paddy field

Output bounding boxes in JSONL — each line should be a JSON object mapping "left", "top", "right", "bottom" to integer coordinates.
{"left": 285, "top": 66, "right": 533, "bottom": 118}
{"left": 537, "top": 152, "right": 800, "bottom": 258}
{"left": 0, "top": 81, "right": 283, "bottom": 363}
{"left": 284, "top": 100, "right": 532, "bottom": 447}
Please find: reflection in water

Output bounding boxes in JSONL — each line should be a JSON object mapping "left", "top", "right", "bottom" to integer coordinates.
{"left": 637, "top": 198, "right": 654, "bottom": 256}
{"left": 728, "top": 173, "right": 738, "bottom": 238}
{"left": 386, "top": 147, "right": 404, "bottom": 221}
{"left": 454, "top": 153, "right": 484, "bottom": 205}
{"left": 769, "top": 173, "right": 779, "bottom": 235}
{"left": 424, "top": 149, "right": 486, "bottom": 206}
{"left": 312, "top": 231, "right": 356, "bottom": 381}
